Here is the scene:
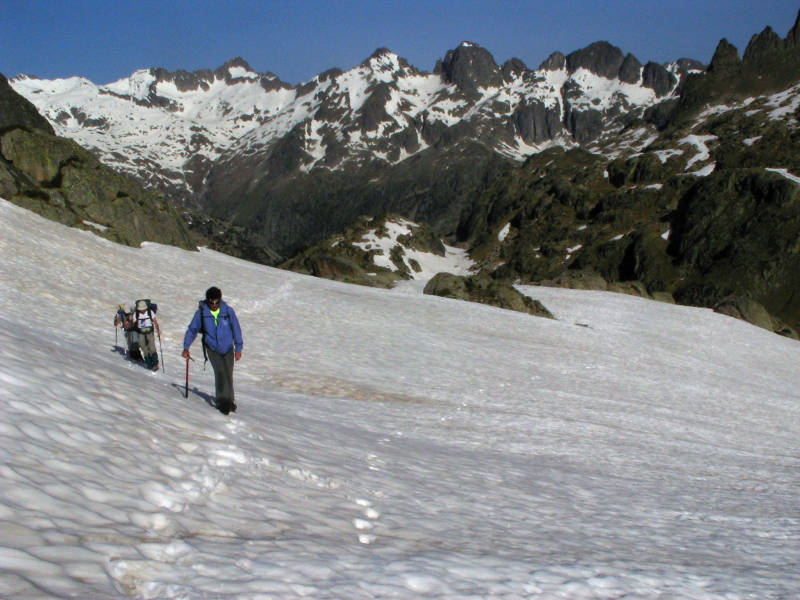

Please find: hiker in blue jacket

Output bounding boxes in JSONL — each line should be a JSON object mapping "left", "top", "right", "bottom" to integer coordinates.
{"left": 182, "top": 286, "right": 243, "bottom": 414}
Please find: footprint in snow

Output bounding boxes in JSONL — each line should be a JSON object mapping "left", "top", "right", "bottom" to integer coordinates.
{"left": 354, "top": 497, "right": 381, "bottom": 544}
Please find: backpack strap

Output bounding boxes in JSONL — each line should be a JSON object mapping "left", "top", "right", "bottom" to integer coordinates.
{"left": 198, "top": 300, "right": 209, "bottom": 366}
{"left": 146, "top": 304, "right": 155, "bottom": 327}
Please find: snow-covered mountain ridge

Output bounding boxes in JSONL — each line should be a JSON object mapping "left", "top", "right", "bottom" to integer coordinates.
{"left": 10, "top": 43, "right": 693, "bottom": 204}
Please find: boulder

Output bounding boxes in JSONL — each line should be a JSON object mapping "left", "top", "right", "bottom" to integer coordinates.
{"left": 424, "top": 273, "right": 554, "bottom": 318}
{"left": 714, "top": 295, "right": 775, "bottom": 331}
{"left": 540, "top": 269, "right": 608, "bottom": 290}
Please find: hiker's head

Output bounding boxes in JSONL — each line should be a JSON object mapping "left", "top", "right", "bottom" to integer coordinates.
{"left": 205, "top": 286, "right": 222, "bottom": 307}
{"left": 135, "top": 299, "right": 148, "bottom": 311}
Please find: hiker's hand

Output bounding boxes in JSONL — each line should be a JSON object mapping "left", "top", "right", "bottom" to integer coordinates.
{"left": 182, "top": 349, "right": 190, "bottom": 360}
{"left": 235, "top": 351, "right": 242, "bottom": 362}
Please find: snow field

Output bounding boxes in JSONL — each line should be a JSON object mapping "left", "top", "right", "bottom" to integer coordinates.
{"left": 1, "top": 198, "right": 799, "bottom": 598}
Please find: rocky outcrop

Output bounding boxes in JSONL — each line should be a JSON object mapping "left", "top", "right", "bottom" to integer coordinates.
{"left": 0, "top": 76, "right": 54, "bottom": 135}
{"left": 714, "top": 296, "right": 797, "bottom": 338}
{"left": 669, "top": 169, "right": 800, "bottom": 333}
{"left": 424, "top": 273, "right": 555, "bottom": 318}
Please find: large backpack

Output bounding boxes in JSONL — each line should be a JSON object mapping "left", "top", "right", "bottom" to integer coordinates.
{"left": 134, "top": 299, "right": 157, "bottom": 333}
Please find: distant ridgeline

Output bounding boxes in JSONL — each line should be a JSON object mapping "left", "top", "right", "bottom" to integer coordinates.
{"left": 0, "top": 73, "right": 276, "bottom": 259}
{"left": 5, "top": 9, "right": 800, "bottom": 336}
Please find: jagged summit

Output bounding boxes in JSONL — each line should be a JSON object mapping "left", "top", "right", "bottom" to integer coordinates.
{"left": 539, "top": 51, "right": 567, "bottom": 71}
{"left": 434, "top": 42, "right": 503, "bottom": 91}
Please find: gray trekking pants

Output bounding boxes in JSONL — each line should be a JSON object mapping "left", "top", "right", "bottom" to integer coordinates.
{"left": 207, "top": 347, "right": 235, "bottom": 406}
{"left": 139, "top": 330, "right": 157, "bottom": 358}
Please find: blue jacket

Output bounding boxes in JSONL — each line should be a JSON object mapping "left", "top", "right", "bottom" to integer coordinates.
{"left": 183, "top": 300, "right": 243, "bottom": 355}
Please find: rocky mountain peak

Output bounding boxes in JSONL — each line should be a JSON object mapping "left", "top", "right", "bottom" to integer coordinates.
{"left": 539, "top": 51, "right": 567, "bottom": 71}
{"left": 361, "top": 47, "right": 414, "bottom": 76}
{"left": 786, "top": 8, "right": 800, "bottom": 48}
{"left": 218, "top": 56, "right": 254, "bottom": 73}
{"left": 707, "top": 38, "right": 741, "bottom": 73}
{"left": 744, "top": 9, "right": 800, "bottom": 62}
{"left": 368, "top": 47, "right": 393, "bottom": 60}
{"left": 566, "top": 41, "right": 625, "bottom": 79}
{"left": 502, "top": 57, "right": 528, "bottom": 80}
{"left": 434, "top": 42, "right": 503, "bottom": 92}
{"left": 213, "top": 57, "right": 259, "bottom": 81}
{"left": 742, "top": 26, "right": 782, "bottom": 63}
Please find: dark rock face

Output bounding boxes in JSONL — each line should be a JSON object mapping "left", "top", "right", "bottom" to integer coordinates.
{"left": 642, "top": 62, "right": 677, "bottom": 96}
{"left": 565, "top": 107, "right": 604, "bottom": 145}
{"left": 358, "top": 83, "right": 393, "bottom": 131}
{"left": 786, "top": 9, "right": 800, "bottom": 48}
{"left": 280, "top": 215, "right": 448, "bottom": 287}
{"left": 513, "top": 99, "right": 561, "bottom": 144}
{"left": 618, "top": 53, "right": 643, "bottom": 84}
{"left": 566, "top": 41, "right": 625, "bottom": 79}
{"left": 435, "top": 43, "right": 503, "bottom": 91}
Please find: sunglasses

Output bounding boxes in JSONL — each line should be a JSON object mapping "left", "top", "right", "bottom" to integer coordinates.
{"left": 208, "top": 299, "right": 221, "bottom": 306}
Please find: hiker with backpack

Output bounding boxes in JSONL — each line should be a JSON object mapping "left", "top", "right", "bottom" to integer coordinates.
{"left": 132, "top": 299, "right": 161, "bottom": 371}
{"left": 114, "top": 304, "right": 142, "bottom": 361}
{"left": 181, "top": 286, "right": 243, "bottom": 415}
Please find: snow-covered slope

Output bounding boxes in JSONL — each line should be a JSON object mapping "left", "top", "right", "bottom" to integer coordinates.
{"left": 1, "top": 198, "right": 799, "bottom": 598}
{"left": 10, "top": 44, "right": 684, "bottom": 203}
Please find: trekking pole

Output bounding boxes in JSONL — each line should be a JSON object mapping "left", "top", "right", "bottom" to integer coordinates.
{"left": 184, "top": 356, "right": 192, "bottom": 398}
{"left": 157, "top": 329, "right": 165, "bottom": 374}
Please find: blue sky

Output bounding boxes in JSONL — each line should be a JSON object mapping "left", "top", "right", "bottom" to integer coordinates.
{"left": 2, "top": 1, "right": 798, "bottom": 85}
